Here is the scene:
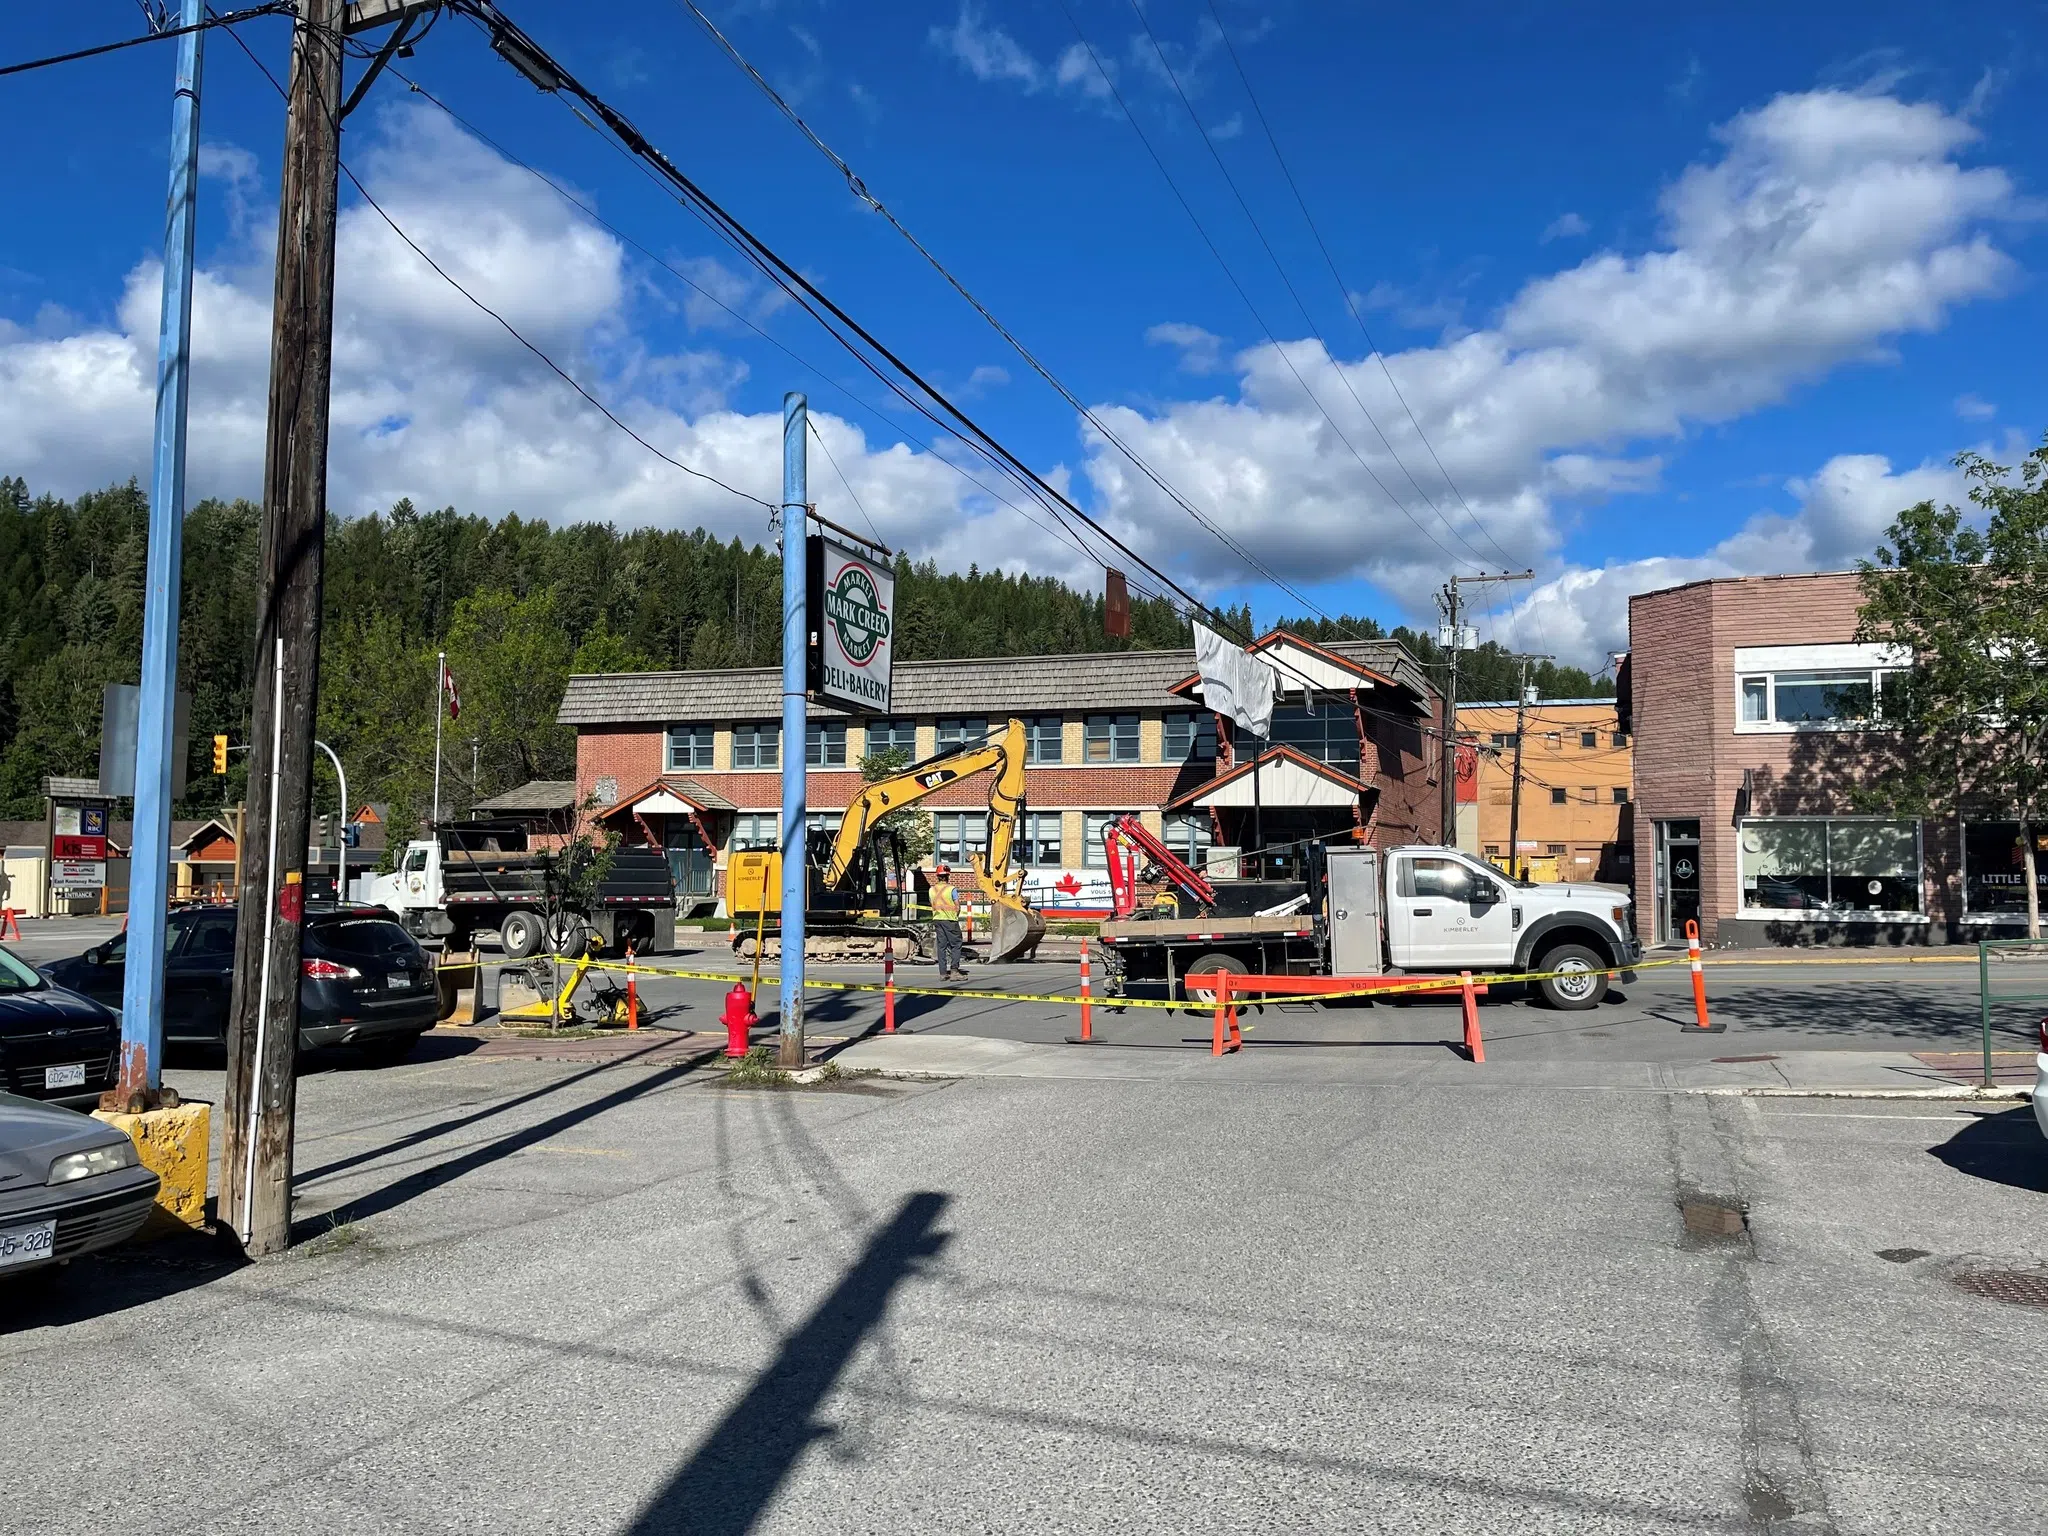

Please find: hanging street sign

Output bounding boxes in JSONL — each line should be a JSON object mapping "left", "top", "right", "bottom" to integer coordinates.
{"left": 806, "top": 532, "right": 894, "bottom": 715}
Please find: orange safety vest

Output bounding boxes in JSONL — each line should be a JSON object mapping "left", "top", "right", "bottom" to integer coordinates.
{"left": 929, "top": 881, "right": 959, "bottom": 920}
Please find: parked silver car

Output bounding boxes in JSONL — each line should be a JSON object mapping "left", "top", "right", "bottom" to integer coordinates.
{"left": 0, "top": 1093, "right": 160, "bottom": 1277}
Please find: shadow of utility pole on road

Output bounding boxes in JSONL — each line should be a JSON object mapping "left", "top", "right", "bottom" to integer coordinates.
{"left": 625, "top": 1191, "right": 952, "bottom": 1535}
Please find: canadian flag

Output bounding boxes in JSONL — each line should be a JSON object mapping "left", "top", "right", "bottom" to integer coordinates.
{"left": 442, "top": 662, "right": 461, "bottom": 721}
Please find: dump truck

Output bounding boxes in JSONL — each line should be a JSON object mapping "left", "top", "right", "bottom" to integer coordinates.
{"left": 362, "top": 820, "right": 676, "bottom": 957}
{"left": 728, "top": 718, "right": 1047, "bottom": 963}
{"left": 1096, "top": 836, "right": 1638, "bottom": 1011}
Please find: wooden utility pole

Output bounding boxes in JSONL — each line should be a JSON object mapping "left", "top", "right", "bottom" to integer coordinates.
{"left": 1505, "top": 653, "right": 1552, "bottom": 882}
{"left": 220, "top": 0, "right": 346, "bottom": 1257}
{"left": 1437, "top": 571, "right": 1533, "bottom": 843}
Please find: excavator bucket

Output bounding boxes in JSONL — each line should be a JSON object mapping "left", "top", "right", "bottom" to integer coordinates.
{"left": 985, "top": 896, "right": 1046, "bottom": 963}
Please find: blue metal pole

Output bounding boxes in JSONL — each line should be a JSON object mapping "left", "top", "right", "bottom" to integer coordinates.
{"left": 778, "top": 393, "right": 808, "bottom": 1065}
{"left": 118, "top": 0, "right": 205, "bottom": 1104}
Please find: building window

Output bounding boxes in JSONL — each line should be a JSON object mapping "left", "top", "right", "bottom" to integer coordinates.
{"left": 1612, "top": 786, "right": 1631, "bottom": 804}
{"left": 1739, "top": 818, "right": 1921, "bottom": 915}
{"left": 1164, "top": 711, "right": 1216, "bottom": 762}
{"left": 936, "top": 716, "right": 988, "bottom": 753}
{"left": 1735, "top": 657, "right": 1903, "bottom": 730}
{"left": 732, "top": 723, "right": 779, "bottom": 769}
{"left": 1483, "top": 844, "right": 1502, "bottom": 857}
{"left": 806, "top": 722, "right": 847, "bottom": 768}
{"left": 1579, "top": 786, "right": 1597, "bottom": 803}
{"left": 664, "top": 724, "right": 714, "bottom": 771}
{"left": 1549, "top": 788, "right": 1567, "bottom": 805}
{"left": 1579, "top": 730, "right": 1599, "bottom": 748}
{"left": 934, "top": 812, "right": 988, "bottom": 866}
{"left": 1269, "top": 705, "right": 1359, "bottom": 766}
{"left": 1163, "top": 811, "right": 1213, "bottom": 868}
{"left": 1545, "top": 843, "right": 1566, "bottom": 856}
{"left": 1083, "top": 811, "right": 1139, "bottom": 867}
{"left": 866, "top": 718, "right": 917, "bottom": 757}
{"left": 1018, "top": 812, "right": 1062, "bottom": 866}
{"left": 731, "top": 813, "right": 780, "bottom": 851}
{"left": 1491, "top": 731, "right": 1519, "bottom": 749}
{"left": 1544, "top": 732, "right": 1561, "bottom": 749}
{"left": 1962, "top": 822, "right": 2048, "bottom": 918}
{"left": 1612, "top": 731, "right": 1627, "bottom": 747}
{"left": 1085, "top": 714, "right": 1141, "bottom": 763}
{"left": 1024, "top": 716, "right": 1065, "bottom": 765}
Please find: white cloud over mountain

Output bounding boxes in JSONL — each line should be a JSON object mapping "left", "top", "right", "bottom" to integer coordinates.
{"left": 0, "top": 87, "right": 2024, "bottom": 664}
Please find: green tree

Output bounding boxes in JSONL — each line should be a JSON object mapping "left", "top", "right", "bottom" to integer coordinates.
{"left": 1859, "top": 436, "right": 2048, "bottom": 936}
{"left": 858, "top": 746, "right": 934, "bottom": 863}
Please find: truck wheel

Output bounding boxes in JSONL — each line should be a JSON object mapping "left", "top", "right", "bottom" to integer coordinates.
{"left": 1535, "top": 944, "right": 1609, "bottom": 1011}
{"left": 1181, "top": 952, "right": 1248, "bottom": 1007}
{"left": 500, "top": 909, "right": 544, "bottom": 960}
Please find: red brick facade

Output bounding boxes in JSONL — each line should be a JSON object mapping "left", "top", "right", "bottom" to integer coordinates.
{"left": 1629, "top": 570, "right": 1964, "bottom": 946}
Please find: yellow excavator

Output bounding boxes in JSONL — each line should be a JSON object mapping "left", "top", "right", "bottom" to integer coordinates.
{"left": 727, "top": 717, "right": 1048, "bottom": 964}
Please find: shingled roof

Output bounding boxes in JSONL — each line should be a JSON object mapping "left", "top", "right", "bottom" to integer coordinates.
{"left": 559, "top": 637, "right": 1434, "bottom": 726}
{"left": 472, "top": 780, "right": 579, "bottom": 814}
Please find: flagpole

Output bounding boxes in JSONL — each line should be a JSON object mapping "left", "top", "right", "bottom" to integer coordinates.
{"left": 432, "top": 650, "right": 444, "bottom": 830}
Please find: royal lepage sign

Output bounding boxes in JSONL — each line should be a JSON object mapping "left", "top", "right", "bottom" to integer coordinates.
{"left": 806, "top": 533, "right": 894, "bottom": 714}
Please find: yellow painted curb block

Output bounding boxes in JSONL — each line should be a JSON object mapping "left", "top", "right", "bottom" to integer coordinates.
{"left": 92, "top": 1102, "right": 211, "bottom": 1234}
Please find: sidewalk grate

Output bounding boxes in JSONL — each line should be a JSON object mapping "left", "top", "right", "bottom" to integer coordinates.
{"left": 1950, "top": 1268, "right": 2048, "bottom": 1311}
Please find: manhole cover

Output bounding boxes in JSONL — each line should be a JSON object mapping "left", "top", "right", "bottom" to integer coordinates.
{"left": 1950, "top": 1269, "right": 2048, "bottom": 1310}
{"left": 1712, "top": 1054, "right": 1779, "bottom": 1063}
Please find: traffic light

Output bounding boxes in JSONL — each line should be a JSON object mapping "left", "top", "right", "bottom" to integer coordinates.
{"left": 212, "top": 734, "right": 229, "bottom": 774}
{"left": 342, "top": 824, "right": 361, "bottom": 849}
{"left": 317, "top": 814, "right": 333, "bottom": 848}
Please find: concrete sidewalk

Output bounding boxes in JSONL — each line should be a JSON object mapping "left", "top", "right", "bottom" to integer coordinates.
{"left": 832, "top": 1031, "right": 2037, "bottom": 1098}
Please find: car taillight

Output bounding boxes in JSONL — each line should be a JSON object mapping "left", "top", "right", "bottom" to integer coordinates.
{"left": 302, "top": 957, "right": 362, "bottom": 980}
{"left": 2039, "top": 1017, "right": 2048, "bottom": 1054}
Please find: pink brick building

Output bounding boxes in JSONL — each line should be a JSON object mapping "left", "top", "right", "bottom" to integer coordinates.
{"left": 1627, "top": 570, "right": 2040, "bottom": 947}
{"left": 556, "top": 632, "right": 1442, "bottom": 915}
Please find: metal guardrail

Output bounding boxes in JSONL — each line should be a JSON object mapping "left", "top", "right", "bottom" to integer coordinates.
{"left": 1977, "top": 938, "right": 2048, "bottom": 1089}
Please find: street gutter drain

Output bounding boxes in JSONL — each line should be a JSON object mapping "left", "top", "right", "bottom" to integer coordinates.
{"left": 1949, "top": 1269, "right": 2048, "bottom": 1311}
{"left": 1679, "top": 1196, "right": 1748, "bottom": 1240}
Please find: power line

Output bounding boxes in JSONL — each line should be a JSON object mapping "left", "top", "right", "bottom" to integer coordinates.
{"left": 0, "top": 2, "right": 290, "bottom": 79}
{"left": 806, "top": 417, "right": 882, "bottom": 549}
{"left": 376, "top": 71, "right": 1157, "bottom": 596}
{"left": 1199, "top": 0, "right": 1523, "bottom": 576}
{"left": 665, "top": 0, "right": 1379, "bottom": 638}
{"left": 1121, "top": 0, "right": 1494, "bottom": 573}
{"left": 211, "top": 4, "right": 777, "bottom": 513}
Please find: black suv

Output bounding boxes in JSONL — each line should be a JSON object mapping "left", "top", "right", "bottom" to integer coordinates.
{"left": 41, "top": 905, "right": 438, "bottom": 1061}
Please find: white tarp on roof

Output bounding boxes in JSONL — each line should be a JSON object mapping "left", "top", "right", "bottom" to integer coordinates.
{"left": 1193, "top": 623, "right": 1279, "bottom": 737}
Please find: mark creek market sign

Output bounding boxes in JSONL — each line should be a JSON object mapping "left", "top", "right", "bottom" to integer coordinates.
{"left": 807, "top": 533, "right": 894, "bottom": 713}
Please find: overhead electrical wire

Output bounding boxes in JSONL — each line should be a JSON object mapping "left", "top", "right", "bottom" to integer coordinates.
{"left": 0, "top": 2, "right": 290, "bottom": 79}
{"left": 373, "top": 70, "right": 1163, "bottom": 600}
{"left": 1119, "top": 0, "right": 1494, "bottom": 574}
{"left": 664, "top": 0, "right": 1377, "bottom": 638}
{"left": 210, "top": 3, "right": 777, "bottom": 512}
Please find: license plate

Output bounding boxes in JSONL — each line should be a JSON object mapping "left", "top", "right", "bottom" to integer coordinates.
{"left": 385, "top": 973, "right": 413, "bottom": 990}
{"left": 0, "top": 1220, "right": 56, "bottom": 1269}
{"left": 44, "top": 1063, "right": 86, "bottom": 1090}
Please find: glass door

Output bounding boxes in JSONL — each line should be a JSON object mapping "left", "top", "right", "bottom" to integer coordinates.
{"left": 1655, "top": 819, "right": 1701, "bottom": 944}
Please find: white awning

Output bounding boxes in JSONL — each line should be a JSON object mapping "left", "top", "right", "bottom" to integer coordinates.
{"left": 631, "top": 790, "right": 700, "bottom": 816}
{"left": 1185, "top": 754, "right": 1363, "bottom": 809}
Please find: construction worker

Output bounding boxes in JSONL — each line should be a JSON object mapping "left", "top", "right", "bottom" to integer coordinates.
{"left": 929, "top": 863, "right": 965, "bottom": 982}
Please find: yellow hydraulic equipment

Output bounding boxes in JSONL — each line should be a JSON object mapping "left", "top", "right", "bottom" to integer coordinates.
{"left": 729, "top": 718, "right": 1047, "bottom": 964}
{"left": 497, "top": 949, "right": 631, "bottom": 1027}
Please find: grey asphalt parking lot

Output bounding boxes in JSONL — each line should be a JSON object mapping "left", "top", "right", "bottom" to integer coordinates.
{"left": 6, "top": 1039, "right": 2046, "bottom": 1534}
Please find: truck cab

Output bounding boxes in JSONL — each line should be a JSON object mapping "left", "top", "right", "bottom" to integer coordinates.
{"left": 364, "top": 842, "right": 440, "bottom": 916}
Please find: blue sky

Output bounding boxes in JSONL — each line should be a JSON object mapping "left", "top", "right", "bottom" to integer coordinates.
{"left": 2, "top": 2, "right": 2043, "bottom": 662}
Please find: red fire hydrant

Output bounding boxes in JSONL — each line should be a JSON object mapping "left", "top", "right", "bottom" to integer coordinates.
{"left": 722, "top": 982, "right": 758, "bottom": 1058}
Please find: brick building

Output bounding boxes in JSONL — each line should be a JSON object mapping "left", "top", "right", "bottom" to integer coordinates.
{"left": 1455, "top": 699, "right": 1633, "bottom": 884}
{"left": 556, "top": 630, "right": 1442, "bottom": 915}
{"left": 1627, "top": 570, "right": 2042, "bottom": 947}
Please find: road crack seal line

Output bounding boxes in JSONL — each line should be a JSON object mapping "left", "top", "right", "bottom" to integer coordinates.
{"left": 1666, "top": 1095, "right": 1839, "bottom": 1534}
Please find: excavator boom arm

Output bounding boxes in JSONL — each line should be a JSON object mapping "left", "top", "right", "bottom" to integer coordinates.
{"left": 824, "top": 719, "right": 1028, "bottom": 890}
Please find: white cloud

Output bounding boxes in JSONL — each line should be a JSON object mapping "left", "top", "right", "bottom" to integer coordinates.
{"left": 1954, "top": 392, "right": 1996, "bottom": 420}
{"left": 1054, "top": 42, "right": 1114, "bottom": 100}
{"left": 1145, "top": 322, "right": 1226, "bottom": 375}
{"left": 1506, "top": 451, "right": 1970, "bottom": 664}
{"left": 1072, "top": 89, "right": 2021, "bottom": 655}
{"left": 929, "top": 5, "right": 1043, "bottom": 91}
{"left": 961, "top": 364, "right": 1010, "bottom": 397}
{"left": 1540, "top": 211, "right": 1589, "bottom": 243}
{"left": 0, "top": 102, "right": 1055, "bottom": 577}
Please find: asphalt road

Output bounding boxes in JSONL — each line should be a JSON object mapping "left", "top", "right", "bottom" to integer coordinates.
{"left": 6, "top": 1044, "right": 2045, "bottom": 1533}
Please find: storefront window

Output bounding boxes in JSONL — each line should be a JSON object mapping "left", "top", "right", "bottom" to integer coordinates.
{"left": 1739, "top": 818, "right": 1920, "bottom": 915}
{"left": 1962, "top": 822, "right": 2048, "bottom": 918}
{"left": 1269, "top": 705, "right": 1359, "bottom": 766}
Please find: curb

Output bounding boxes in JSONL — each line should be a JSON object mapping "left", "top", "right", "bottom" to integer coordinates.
{"left": 1690, "top": 1085, "right": 2030, "bottom": 1101}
